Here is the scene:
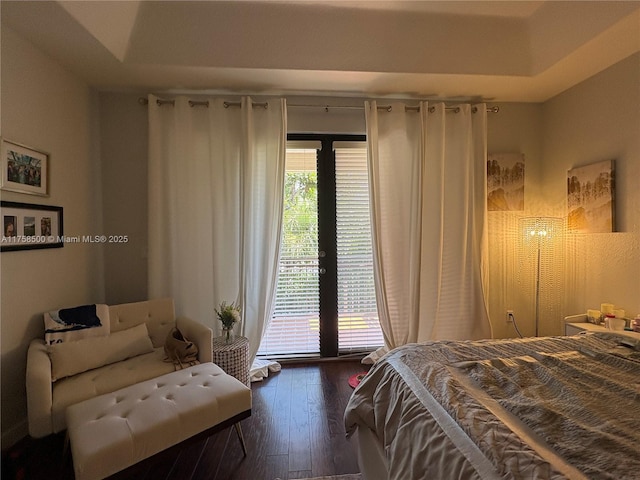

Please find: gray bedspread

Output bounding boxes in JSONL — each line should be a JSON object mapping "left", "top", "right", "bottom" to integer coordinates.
{"left": 344, "top": 333, "right": 640, "bottom": 480}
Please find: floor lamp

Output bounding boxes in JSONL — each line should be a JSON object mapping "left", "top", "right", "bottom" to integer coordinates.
{"left": 518, "top": 217, "right": 564, "bottom": 337}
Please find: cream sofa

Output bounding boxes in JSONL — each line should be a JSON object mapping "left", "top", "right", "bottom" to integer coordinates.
{"left": 26, "top": 298, "right": 213, "bottom": 438}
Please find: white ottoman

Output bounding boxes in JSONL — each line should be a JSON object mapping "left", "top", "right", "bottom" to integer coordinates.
{"left": 66, "top": 362, "right": 251, "bottom": 480}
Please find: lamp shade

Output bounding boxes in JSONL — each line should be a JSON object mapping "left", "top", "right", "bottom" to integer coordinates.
{"left": 519, "top": 216, "right": 564, "bottom": 249}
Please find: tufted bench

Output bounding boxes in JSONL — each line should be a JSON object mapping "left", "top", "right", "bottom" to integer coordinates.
{"left": 65, "top": 362, "right": 251, "bottom": 480}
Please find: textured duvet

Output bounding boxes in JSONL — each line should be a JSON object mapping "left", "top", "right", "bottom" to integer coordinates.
{"left": 344, "top": 333, "right": 640, "bottom": 480}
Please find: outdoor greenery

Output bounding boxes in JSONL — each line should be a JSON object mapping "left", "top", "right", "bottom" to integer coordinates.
{"left": 274, "top": 170, "right": 320, "bottom": 318}
{"left": 282, "top": 171, "right": 318, "bottom": 257}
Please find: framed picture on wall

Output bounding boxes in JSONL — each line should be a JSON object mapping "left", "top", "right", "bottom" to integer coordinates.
{"left": 487, "top": 153, "right": 525, "bottom": 211}
{"left": 1, "top": 139, "right": 49, "bottom": 196}
{"left": 567, "top": 159, "right": 615, "bottom": 233}
{"left": 1, "top": 201, "right": 63, "bottom": 251}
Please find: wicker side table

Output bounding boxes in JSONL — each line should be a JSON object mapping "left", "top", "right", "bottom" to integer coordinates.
{"left": 212, "top": 335, "right": 250, "bottom": 387}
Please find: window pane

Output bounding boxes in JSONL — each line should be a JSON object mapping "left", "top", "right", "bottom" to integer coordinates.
{"left": 335, "top": 146, "right": 383, "bottom": 352}
{"left": 257, "top": 149, "right": 319, "bottom": 356}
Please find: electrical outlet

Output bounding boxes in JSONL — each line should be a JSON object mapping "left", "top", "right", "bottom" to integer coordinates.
{"left": 506, "top": 310, "right": 514, "bottom": 322}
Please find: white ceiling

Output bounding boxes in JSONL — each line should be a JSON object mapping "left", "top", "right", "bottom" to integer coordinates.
{"left": 2, "top": 1, "right": 639, "bottom": 102}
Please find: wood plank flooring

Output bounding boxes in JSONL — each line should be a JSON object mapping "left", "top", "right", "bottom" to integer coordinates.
{"left": 3, "top": 360, "right": 366, "bottom": 480}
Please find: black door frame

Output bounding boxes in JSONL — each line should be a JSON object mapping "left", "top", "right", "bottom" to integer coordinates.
{"left": 287, "top": 133, "right": 366, "bottom": 357}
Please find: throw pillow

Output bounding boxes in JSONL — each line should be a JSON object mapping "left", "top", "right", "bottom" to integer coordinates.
{"left": 164, "top": 327, "right": 199, "bottom": 369}
{"left": 44, "top": 304, "right": 109, "bottom": 345}
{"left": 48, "top": 323, "right": 154, "bottom": 381}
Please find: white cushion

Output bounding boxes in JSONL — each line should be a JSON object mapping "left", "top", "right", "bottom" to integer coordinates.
{"left": 48, "top": 323, "right": 153, "bottom": 382}
{"left": 66, "top": 363, "right": 252, "bottom": 480}
{"left": 51, "top": 348, "right": 175, "bottom": 433}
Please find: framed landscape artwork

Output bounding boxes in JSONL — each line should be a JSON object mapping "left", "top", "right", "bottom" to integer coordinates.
{"left": 487, "top": 153, "right": 525, "bottom": 211}
{"left": 567, "top": 160, "right": 615, "bottom": 233}
{"left": 1, "top": 139, "right": 49, "bottom": 196}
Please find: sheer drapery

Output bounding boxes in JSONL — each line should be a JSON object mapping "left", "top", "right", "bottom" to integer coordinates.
{"left": 365, "top": 101, "right": 492, "bottom": 358}
{"left": 148, "top": 95, "right": 286, "bottom": 372}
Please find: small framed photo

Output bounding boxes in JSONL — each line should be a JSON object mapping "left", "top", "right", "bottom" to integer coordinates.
{"left": 1, "top": 139, "right": 49, "bottom": 196}
{"left": 1, "top": 201, "right": 63, "bottom": 252}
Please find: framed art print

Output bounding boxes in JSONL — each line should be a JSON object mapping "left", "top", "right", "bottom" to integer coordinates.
{"left": 487, "top": 153, "right": 525, "bottom": 211}
{"left": 567, "top": 159, "right": 615, "bottom": 233}
{"left": 1, "top": 201, "right": 63, "bottom": 251}
{"left": 1, "top": 139, "right": 49, "bottom": 196}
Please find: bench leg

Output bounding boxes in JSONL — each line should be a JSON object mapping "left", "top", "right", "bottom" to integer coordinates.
{"left": 233, "top": 422, "right": 247, "bottom": 457}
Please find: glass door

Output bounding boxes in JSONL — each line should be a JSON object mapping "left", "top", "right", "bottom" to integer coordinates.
{"left": 257, "top": 136, "right": 383, "bottom": 358}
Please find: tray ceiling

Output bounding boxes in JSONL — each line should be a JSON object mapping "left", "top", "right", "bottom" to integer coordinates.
{"left": 2, "top": 1, "right": 639, "bottom": 102}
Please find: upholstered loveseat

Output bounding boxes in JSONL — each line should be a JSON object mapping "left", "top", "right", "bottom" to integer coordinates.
{"left": 26, "top": 298, "right": 213, "bottom": 438}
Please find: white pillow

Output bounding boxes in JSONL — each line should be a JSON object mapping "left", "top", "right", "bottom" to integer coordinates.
{"left": 44, "top": 304, "right": 109, "bottom": 346}
{"left": 48, "top": 323, "right": 154, "bottom": 382}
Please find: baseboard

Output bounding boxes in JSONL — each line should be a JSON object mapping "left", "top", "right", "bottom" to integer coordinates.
{"left": 1, "top": 419, "right": 28, "bottom": 450}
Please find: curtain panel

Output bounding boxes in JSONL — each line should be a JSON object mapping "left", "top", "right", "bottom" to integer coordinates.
{"left": 365, "top": 101, "right": 492, "bottom": 357}
{"left": 147, "top": 95, "right": 287, "bottom": 367}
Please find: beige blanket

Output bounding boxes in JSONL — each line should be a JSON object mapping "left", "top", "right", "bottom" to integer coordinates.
{"left": 344, "top": 333, "right": 640, "bottom": 480}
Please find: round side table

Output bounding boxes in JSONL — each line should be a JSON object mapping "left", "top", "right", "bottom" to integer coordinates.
{"left": 212, "top": 335, "right": 250, "bottom": 387}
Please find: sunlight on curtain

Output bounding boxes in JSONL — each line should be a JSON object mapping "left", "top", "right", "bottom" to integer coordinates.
{"left": 147, "top": 95, "right": 286, "bottom": 377}
{"left": 365, "top": 101, "right": 492, "bottom": 360}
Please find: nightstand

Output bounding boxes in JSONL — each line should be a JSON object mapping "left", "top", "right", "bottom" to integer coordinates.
{"left": 565, "top": 316, "right": 640, "bottom": 340}
{"left": 212, "top": 335, "right": 250, "bottom": 387}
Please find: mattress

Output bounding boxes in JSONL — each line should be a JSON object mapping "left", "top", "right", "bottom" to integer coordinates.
{"left": 344, "top": 333, "right": 640, "bottom": 480}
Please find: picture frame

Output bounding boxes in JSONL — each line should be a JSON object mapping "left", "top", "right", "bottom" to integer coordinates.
{"left": 1, "top": 139, "right": 49, "bottom": 196}
{"left": 567, "top": 159, "right": 615, "bottom": 233}
{"left": 487, "top": 153, "right": 525, "bottom": 211}
{"left": 1, "top": 201, "right": 63, "bottom": 251}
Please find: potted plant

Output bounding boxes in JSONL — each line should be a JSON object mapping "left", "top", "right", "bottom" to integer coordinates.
{"left": 215, "top": 301, "right": 241, "bottom": 344}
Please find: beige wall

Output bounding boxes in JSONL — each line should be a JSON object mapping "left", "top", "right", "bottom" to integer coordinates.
{"left": 541, "top": 52, "right": 640, "bottom": 319}
{"left": 0, "top": 27, "right": 104, "bottom": 446}
{"left": 487, "top": 53, "right": 640, "bottom": 338}
{"left": 99, "top": 93, "right": 148, "bottom": 304}
{"left": 486, "top": 103, "right": 545, "bottom": 338}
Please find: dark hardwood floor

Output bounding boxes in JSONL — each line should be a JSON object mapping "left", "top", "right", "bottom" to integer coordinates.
{"left": 3, "top": 360, "right": 367, "bottom": 480}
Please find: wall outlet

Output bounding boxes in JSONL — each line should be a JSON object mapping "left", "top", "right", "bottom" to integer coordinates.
{"left": 506, "top": 310, "right": 514, "bottom": 322}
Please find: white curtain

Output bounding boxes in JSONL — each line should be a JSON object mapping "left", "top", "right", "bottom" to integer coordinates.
{"left": 148, "top": 95, "right": 286, "bottom": 370}
{"left": 365, "top": 101, "right": 492, "bottom": 357}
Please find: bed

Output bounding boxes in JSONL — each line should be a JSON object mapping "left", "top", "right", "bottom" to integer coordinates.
{"left": 344, "top": 333, "right": 640, "bottom": 480}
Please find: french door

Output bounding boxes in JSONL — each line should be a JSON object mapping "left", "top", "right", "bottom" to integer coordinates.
{"left": 257, "top": 134, "right": 383, "bottom": 357}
